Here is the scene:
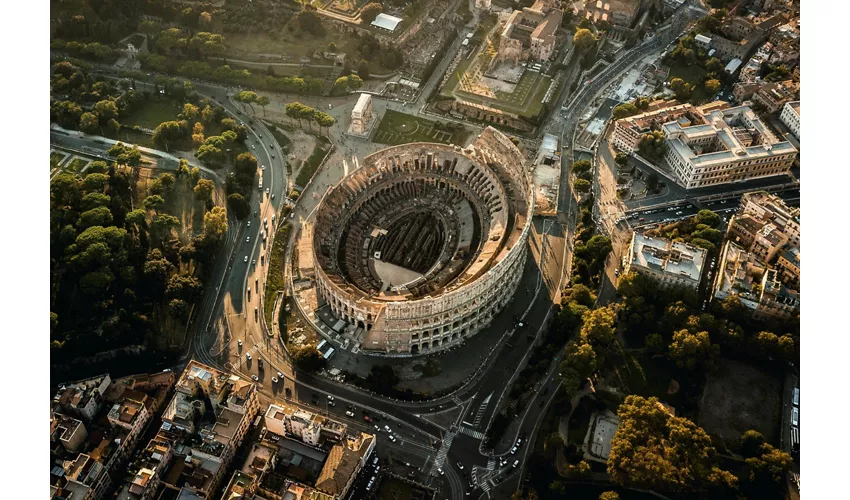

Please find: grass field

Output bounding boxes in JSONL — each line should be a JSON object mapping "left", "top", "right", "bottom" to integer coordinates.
{"left": 65, "top": 157, "right": 90, "bottom": 173}
{"left": 373, "top": 110, "right": 470, "bottom": 146}
{"left": 264, "top": 221, "right": 292, "bottom": 328}
{"left": 294, "top": 136, "right": 332, "bottom": 188}
{"left": 698, "top": 358, "right": 783, "bottom": 448}
{"left": 123, "top": 99, "right": 183, "bottom": 129}
{"left": 50, "top": 151, "right": 67, "bottom": 170}
{"left": 667, "top": 62, "right": 711, "bottom": 104}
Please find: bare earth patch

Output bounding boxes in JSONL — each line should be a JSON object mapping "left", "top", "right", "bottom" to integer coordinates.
{"left": 699, "top": 358, "right": 782, "bottom": 447}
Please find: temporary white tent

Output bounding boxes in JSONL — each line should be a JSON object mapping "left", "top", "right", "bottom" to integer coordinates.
{"left": 371, "top": 13, "right": 403, "bottom": 32}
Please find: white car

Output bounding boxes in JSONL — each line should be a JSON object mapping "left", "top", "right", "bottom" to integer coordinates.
{"left": 244, "top": 256, "right": 248, "bottom": 262}
{"left": 246, "top": 353, "right": 252, "bottom": 361}
{"left": 246, "top": 236, "right": 250, "bottom": 242}
{"left": 345, "top": 411, "right": 355, "bottom": 417}
{"left": 384, "top": 425, "right": 391, "bottom": 432}
{"left": 327, "top": 395, "right": 334, "bottom": 400}
{"left": 374, "top": 425, "right": 381, "bottom": 432}
{"left": 277, "top": 371, "right": 283, "bottom": 378}
{"left": 438, "top": 468, "right": 444, "bottom": 475}
{"left": 510, "top": 446, "right": 517, "bottom": 454}
{"left": 247, "top": 221, "right": 251, "bottom": 227}
{"left": 261, "top": 165, "right": 266, "bottom": 170}
{"left": 251, "top": 375, "right": 259, "bottom": 382}
{"left": 252, "top": 145, "right": 256, "bottom": 150}
{"left": 512, "top": 460, "right": 519, "bottom": 468}
{"left": 271, "top": 376, "right": 278, "bottom": 383}
{"left": 265, "top": 188, "right": 270, "bottom": 194}
{"left": 389, "top": 435, "right": 397, "bottom": 442}
{"left": 457, "top": 462, "right": 464, "bottom": 470}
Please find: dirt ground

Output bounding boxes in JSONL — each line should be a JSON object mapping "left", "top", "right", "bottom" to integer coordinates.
{"left": 699, "top": 358, "right": 783, "bottom": 448}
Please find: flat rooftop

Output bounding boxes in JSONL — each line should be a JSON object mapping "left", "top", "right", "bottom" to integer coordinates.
{"left": 631, "top": 233, "right": 706, "bottom": 283}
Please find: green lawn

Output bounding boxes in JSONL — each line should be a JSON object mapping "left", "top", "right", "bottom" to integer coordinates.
{"left": 294, "top": 136, "right": 332, "bottom": 188}
{"left": 667, "top": 62, "right": 711, "bottom": 104}
{"left": 114, "top": 127, "right": 157, "bottom": 149}
{"left": 50, "top": 151, "right": 66, "bottom": 170}
{"left": 65, "top": 158, "right": 89, "bottom": 173}
{"left": 123, "top": 100, "right": 183, "bottom": 129}
{"left": 373, "top": 110, "right": 470, "bottom": 146}
{"left": 264, "top": 221, "right": 291, "bottom": 327}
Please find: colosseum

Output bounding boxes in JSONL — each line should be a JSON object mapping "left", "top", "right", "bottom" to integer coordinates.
{"left": 306, "top": 127, "right": 533, "bottom": 355}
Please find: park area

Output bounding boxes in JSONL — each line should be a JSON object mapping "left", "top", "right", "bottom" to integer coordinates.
{"left": 698, "top": 358, "right": 783, "bottom": 448}
{"left": 373, "top": 110, "right": 470, "bottom": 146}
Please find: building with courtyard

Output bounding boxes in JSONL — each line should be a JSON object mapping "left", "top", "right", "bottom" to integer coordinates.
{"left": 497, "top": 0, "right": 563, "bottom": 64}
{"left": 662, "top": 105, "right": 797, "bottom": 189}
{"left": 301, "top": 127, "right": 533, "bottom": 355}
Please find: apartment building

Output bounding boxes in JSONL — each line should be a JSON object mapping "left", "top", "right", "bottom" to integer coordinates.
{"left": 53, "top": 374, "right": 112, "bottom": 421}
{"left": 155, "top": 361, "right": 261, "bottom": 497}
{"left": 583, "top": 0, "right": 642, "bottom": 27}
{"left": 776, "top": 246, "right": 800, "bottom": 289}
{"left": 662, "top": 105, "right": 797, "bottom": 189}
{"left": 780, "top": 100, "right": 800, "bottom": 139}
{"left": 739, "top": 190, "right": 800, "bottom": 248}
{"left": 751, "top": 80, "right": 799, "bottom": 113}
{"left": 625, "top": 232, "right": 707, "bottom": 290}
{"left": 51, "top": 412, "right": 89, "bottom": 453}
{"left": 727, "top": 214, "right": 789, "bottom": 262}
{"left": 223, "top": 401, "right": 376, "bottom": 500}
{"left": 713, "top": 241, "right": 799, "bottom": 320}
{"left": 116, "top": 439, "right": 173, "bottom": 500}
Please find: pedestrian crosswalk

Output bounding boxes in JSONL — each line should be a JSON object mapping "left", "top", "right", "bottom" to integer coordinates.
{"left": 481, "top": 478, "right": 493, "bottom": 493}
{"left": 429, "top": 430, "right": 456, "bottom": 476}
{"left": 473, "top": 392, "right": 492, "bottom": 427}
{"left": 459, "top": 426, "right": 485, "bottom": 440}
{"left": 486, "top": 458, "right": 496, "bottom": 471}
{"left": 452, "top": 395, "right": 462, "bottom": 405}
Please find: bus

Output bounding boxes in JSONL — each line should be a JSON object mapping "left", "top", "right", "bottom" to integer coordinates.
{"left": 793, "top": 387, "right": 799, "bottom": 406}
{"left": 259, "top": 172, "right": 263, "bottom": 191}
{"left": 791, "top": 407, "right": 799, "bottom": 426}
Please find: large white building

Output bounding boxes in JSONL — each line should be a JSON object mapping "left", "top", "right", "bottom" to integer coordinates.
{"left": 780, "top": 100, "right": 800, "bottom": 139}
{"left": 663, "top": 105, "right": 797, "bottom": 189}
{"left": 625, "top": 232, "right": 707, "bottom": 290}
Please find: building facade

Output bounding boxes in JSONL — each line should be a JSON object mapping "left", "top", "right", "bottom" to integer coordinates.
{"left": 780, "top": 100, "right": 800, "bottom": 139}
{"left": 662, "top": 105, "right": 797, "bottom": 189}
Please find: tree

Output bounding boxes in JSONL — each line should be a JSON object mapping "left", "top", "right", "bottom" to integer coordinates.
{"left": 256, "top": 95, "right": 270, "bottom": 117}
{"left": 744, "top": 443, "right": 792, "bottom": 495}
{"left": 235, "top": 90, "right": 258, "bottom": 114}
{"left": 695, "top": 209, "right": 721, "bottom": 227}
{"left": 572, "top": 160, "right": 592, "bottom": 176}
{"left": 153, "top": 214, "right": 180, "bottom": 234}
{"left": 573, "top": 28, "right": 596, "bottom": 51}
{"left": 198, "top": 11, "right": 212, "bottom": 28}
{"left": 562, "top": 341, "right": 597, "bottom": 379}
{"left": 613, "top": 102, "right": 639, "bottom": 119}
{"left": 755, "top": 331, "right": 779, "bottom": 359}
{"left": 574, "top": 178, "right": 591, "bottom": 193}
{"left": 79, "top": 112, "right": 99, "bottom": 134}
{"left": 599, "top": 492, "right": 620, "bottom": 500}
{"left": 77, "top": 206, "right": 114, "bottom": 229}
{"left": 586, "top": 235, "right": 613, "bottom": 263}
{"left": 328, "top": 42, "right": 337, "bottom": 52}
{"left": 51, "top": 101, "right": 84, "bottom": 129}
{"left": 668, "top": 329, "right": 718, "bottom": 370}
{"left": 580, "top": 307, "right": 616, "bottom": 345}
{"left": 203, "top": 206, "right": 228, "bottom": 241}
{"left": 739, "top": 430, "right": 766, "bottom": 458}
{"left": 704, "top": 78, "right": 721, "bottom": 94}
{"left": 638, "top": 130, "right": 668, "bottom": 160}
{"left": 143, "top": 195, "right": 165, "bottom": 212}
{"left": 107, "top": 143, "right": 142, "bottom": 168}
{"left": 227, "top": 193, "right": 250, "bottom": 220}
{"left": 93, "top": 100, "right": 119, "bottom": 123}
{"left": 565, "top": 284, "right": 596, "bottom": 308}
{"left": 608, "top": 395, "right": 734, "bottom": 493}
{"left": 357, "top": 59, "right": 370, "bottom": 79}
{"left": 153, "top": 120, "right": 189, "bottom": 150}
{"left": 314, "top": 112, "right": 335, "bottom": 134}
{"left": 361, "top": 2, "right": 384, "bottom": 24}
{"left": 168, "top": 298, "right": 189, "bottom": 319}
{"left": 196, "top": 143, "right": 224, "bottom": 165}
{"left": 194, "top": 179, "right": 215, "bottom": 202}
{"left": 669, "top": 78, "right": 693, "bottom": 100}
{"left": 293, "top": 347, "right": 325, "bottom": 372}
{"left": 778, "top": 334, "right": 796, "bottom": 362}
{"left": 82, "top": 173, "right": 109, "bottom": 192}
